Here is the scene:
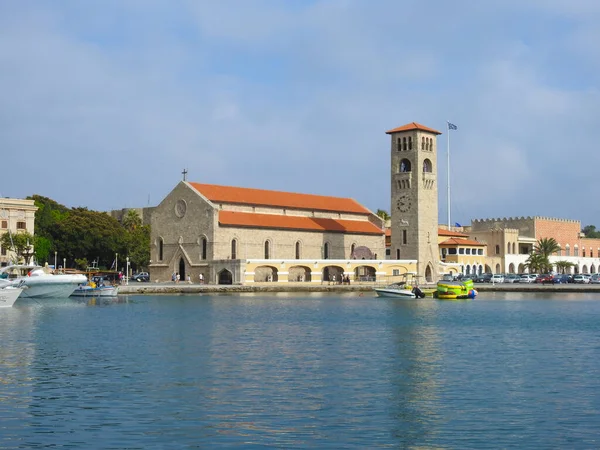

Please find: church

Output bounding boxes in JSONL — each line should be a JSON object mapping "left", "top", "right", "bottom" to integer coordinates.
{"left": 149, "top": 122, "right": 455, "bottom": 284}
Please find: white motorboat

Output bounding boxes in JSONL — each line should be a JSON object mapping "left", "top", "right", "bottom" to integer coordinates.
{"left": 374, "top": 283, "right": 417, "bottom": 298}
{"left": 0, "top": 280, "right": 24, "bottom": 307}
{"left": 71, "top": 284, "right": 118, "bottom": 298}
{"left": 0, "top": 264, "right": 87, "bottom": 298}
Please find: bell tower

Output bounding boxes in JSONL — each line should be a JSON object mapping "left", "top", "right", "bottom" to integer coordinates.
{"left": 386, "top": 122, "right": 441, "bottom": 282}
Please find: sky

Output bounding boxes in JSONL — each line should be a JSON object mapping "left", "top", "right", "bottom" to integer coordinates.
{"left": 2, "top": 0, "right": 600, "bottom": 228}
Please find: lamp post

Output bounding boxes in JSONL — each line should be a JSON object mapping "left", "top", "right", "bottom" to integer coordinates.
{"left": 54, "top": 251, "right": 57, "bottom": 269}
{"left": 115, "top": 253, "right": 118, "bottom": 274}
{"left": 126, "top": 257, "right": 130, "bottom": 286}
{"left": 63, "top": 258, "right": 66, "bottom": 272}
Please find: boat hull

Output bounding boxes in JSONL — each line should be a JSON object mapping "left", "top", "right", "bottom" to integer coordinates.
{"left": 436, "top": 281, "right": 477, "bottom": 300}
{"left": 19, "top": 277, "right": 88, "bottom": 299}
{"left": 374, "top": 288, "right": 416, "bottom": 298}
{"left": 0, "top": 287, "right": 23, "bottom": 307}
{"left": 71, "top": 286, "right": 119, "bottom": 298}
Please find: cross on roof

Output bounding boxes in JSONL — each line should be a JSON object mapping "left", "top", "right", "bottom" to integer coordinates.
{"left": 182, "top": 168, "right": 188, "bottom": 181}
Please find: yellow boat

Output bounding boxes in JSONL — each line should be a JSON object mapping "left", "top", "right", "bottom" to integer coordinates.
{"left": 436, "top": 279, "right": 477, "bottom": 300}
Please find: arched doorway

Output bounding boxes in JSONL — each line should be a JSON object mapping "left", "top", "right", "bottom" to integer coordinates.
{"left": 354, "top": 265, "right": 376, "bottom": 282}
{"left": 323, "top": 265, "right": 344, "bottom": 284}
{"left": 218, "top": 269, "right": 233, "bottom": 285}
{"left": 289, "top": 265, "right": 311, "bottom": 282}
{"left": 178, "top": 258, "right": 186, "bottom": 281}
{"left": 254, "top": 265, "right": 279, "bottom": 282}
{"left": 425, "top": 265, "right": 433, "bottom": 282}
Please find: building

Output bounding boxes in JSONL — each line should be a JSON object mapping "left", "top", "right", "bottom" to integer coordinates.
{"left": 0, "top": 197, "right": 38, "bottom": 267}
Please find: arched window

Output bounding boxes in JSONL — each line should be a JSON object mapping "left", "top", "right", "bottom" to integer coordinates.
{"left": 158, "top": 238, "right": 164, "bottom": 261}
{"left": 264, "top": 240, "right": 271, "bottom": 259}
{"left": 574, "top": 245, "right": 579, "bottom": 257}
{"left": 201, "top": 237, "right": 207, "bottom": 260}
{"left": 566, "top": 244, "right": 570, "bottom": 256}
{"left": 408, "top": 136, "right": 413, "bottom": 150}
{"left": 512, "top": 243, "right": 516, "bottom": 254}
{"left": 507, "top": 243, "right": 511, "bottom": 254}
{"left": 429, "top": 138, "right": 433, "bottom": 150}
{"left": 324, "top": 242, "right": 329, "bottom": 259}
{"left": 396, "top": 249, "right": 400, "bottom": 259}
{"left": 583, "top": 248, "right": 586, "bottom": 257}
{"left": 422, "top": 137, "right": 425, "bottom": 150}
{"left": 399, "top": 158, "right": 411, "bottom": 172}
{"left": 231, "top": 239, "right": 237, "bottom": 259}
{"left": 351, "top": 243, "right": 355, "bottom": 256}
{"left": 426, "top": 138, "right": 430, "bottom": 151}
{"left": 495, "top": 244, "right": 500, "bottom": 255}
{"left": 423, "top": 158, "right": 432, "bottom": 172}
{"left": 295, "top": 241, "right": 301, "bottom": 259}
{"left": 397, "top": 138, "right": 401, "bottom": 151}
{"left": 402, "top": 137, "right": 407, "bottom": 151}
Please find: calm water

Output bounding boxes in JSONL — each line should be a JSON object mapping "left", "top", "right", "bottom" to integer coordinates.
{"left": 1, "top": 292, "right": 600, "bottom": 449}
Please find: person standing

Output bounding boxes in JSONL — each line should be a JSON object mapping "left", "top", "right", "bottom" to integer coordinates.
{"left": 199, "top": 273, "right": 204, "bottom": 284}
{"left": 176, "top": 273, "right": 180, "bottom": 283}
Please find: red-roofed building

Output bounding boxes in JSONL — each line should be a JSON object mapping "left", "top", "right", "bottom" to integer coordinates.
{"left": 150, "top": 181, "right": 388, "bottom": 284}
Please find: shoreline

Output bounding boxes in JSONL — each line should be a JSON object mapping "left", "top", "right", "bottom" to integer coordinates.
{"left": 116, "top": 282, "right": 600, "bottom": 295}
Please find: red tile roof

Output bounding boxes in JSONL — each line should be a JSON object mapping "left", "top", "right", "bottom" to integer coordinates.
{"left": 439, "top": 238, "right": 485, "bottom": 246}
{"left": 438, "top": 228, "right": 469, "bottom": 237}
{"left": 189, "top": 182, "right": 371, "bottom": 215}
{"left": 386, "top": 122, "right": 442, "bottom": 135}
{"left": 219, "top": 211, "right": 384, "bottom": 235}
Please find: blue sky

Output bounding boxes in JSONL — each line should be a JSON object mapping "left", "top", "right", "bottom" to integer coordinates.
{"left": 2, "top": 0, "right": 600, "bottom": 228}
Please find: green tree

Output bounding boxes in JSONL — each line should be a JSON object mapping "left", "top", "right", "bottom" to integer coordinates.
{"left": 34, "top": 235, "right": 52, "bottom": 264}
{"left": 583, "top": 225, "right": 600, "bottom": 238}
{"left": 0, "top": 231, "right": 35, "bottom": 263}
{"left": 534, "top": 237, "right": 561, "bottom": 259}
{"left": 376, "top": 209, "right": 390, "bottom": 221}
{"left": 555, "top": 260, "right": 575, "bottom": 274}
{"left": 524, "top": 253, "right": 547, "bottom": 274}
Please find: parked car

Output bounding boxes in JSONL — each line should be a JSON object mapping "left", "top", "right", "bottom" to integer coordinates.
{"left": 536, "top": 274, "right": 554, "bottom": 284}
{"left": 133, "top": 272, "right": 150, "bottom": 282}
{"left": 519, "top": 274, "right": 536, "bottom": 283}
{"left": 551, "top": 275, "right": 564, "bottom": 284}
{"left": 590, "top": 274, "right": 600, "bottom": 284}
{"left": 504, "top": 274, "right": 520, "bottom": 283}
{"left": 558, "top": 274, "right": 573, "bottom": 284}
{"left": 475, "top": 273, "right": 493, "bottom": 283}
{"left": 573, "top": 274, "right": 590, "bottom": 284}
{"left": 490, "top": 274, "right": 505, "bottom": 284}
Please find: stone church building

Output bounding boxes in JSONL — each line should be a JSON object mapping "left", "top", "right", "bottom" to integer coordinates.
{"left": 149, "top": 122, "right": 458, "bottom": 284}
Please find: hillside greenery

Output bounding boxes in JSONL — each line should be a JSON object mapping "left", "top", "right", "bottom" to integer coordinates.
{"left": 7, "top": 195, "right": 151, "bottom": 272}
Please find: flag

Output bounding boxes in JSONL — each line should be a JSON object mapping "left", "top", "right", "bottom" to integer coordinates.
{"left": 455, "top": 222, "right": 462, "bottom": 227}
{"left": 110, "top": 258, "right": 116, "bottom": 270}
{"left": 448, "top": 122, "right": 458, "bottom": 130}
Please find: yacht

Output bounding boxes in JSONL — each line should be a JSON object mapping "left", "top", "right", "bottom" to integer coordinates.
{"left": 0, "top": 264, "right": 87, "bottom": 298}
{"left": 0, "top": 279, "right": 24, "bottom": 307}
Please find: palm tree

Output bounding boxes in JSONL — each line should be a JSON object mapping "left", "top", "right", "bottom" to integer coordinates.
{"left": 534, "top": 237, "right": 561, "bottom": 259}
{"left": 524, "top": 253, "right": 547, "bottom": 274}
{"left": 554, "top": 260, "right": 575, "bottom": 274}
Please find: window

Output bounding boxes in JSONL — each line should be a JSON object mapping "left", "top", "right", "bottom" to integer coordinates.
{"left": 158, "top": 238, "right": 164, "bottom": 261}
{"left": 478, "top": 249, "right": 483, "bottom": 255}
{"left": 441, "top": 248, "right": 447, "bottom": 259}
{"left": 448, "top": 248, "right": 457, "bottom": 254}
{"left": 264, "top": 241, "right": 270, "bottom": 259}
{"left": 324, "top": 242, "right": 329, "bottom": 259}
{"left": 507, "top": 243, "right": 511, "bottom": 254}
{"left": 396, "top": 249, "right": 400, "bottom": 259}
{"left": 1, "top": 221, "right": 6, "bottom": 229}
{"left": 459, "top": 248, "right": 465, "bottom": 254}
{"left": 408, "top": 136, "right": 413, "bottom": 150}
{"left": 402, "top": 137, "right": 407, "bottom": 150}
{"left": 201, "top": 237, "right": 207, "bottom": 260}
{"left": 385, "top": 248, "right": 391, "bottom": 257}
{"left": 295, "top": 241, "right": 301, "bottom": 259}
{"left": 566, "top": 245, "right": 570, "bottom": 256}
{"left": 574, "top": 246, "right": 579, "bottom": 257}
{"left": 399, "top": 158, "right": 411, "bottom": 172}
{"left": 0, "top": 246, "right": 5, "bottom": 256}
{"left": 402, "top": 230, "right": 407, "bottom": 245}
{"left": 465, "top": 248, "right": 471, "bottom": 255}
{"left": 16, "top": 221, "right": 26, "bottom": 230}
{"left": 351, "top": 243, "right": 355, "bottom": 256}
{"left": 231, "top": 239, "right": 237, "bottom": 259}
{"left": 393, "top": 269, "right": 400, "bottom": 276}
{"left": 583, "top": 249, "right": 586, "bottom": 257}
{"left": 423, "top": 159, "right": 432, "bottom": 173}
{"left": 495, "top": 245, "right": 500, "bottom": 255}
{"left": 422, "top": 137, "right": 425, "bottom": 149}
{"left": 397, "top": 138, "right": 402, "bottom": 151}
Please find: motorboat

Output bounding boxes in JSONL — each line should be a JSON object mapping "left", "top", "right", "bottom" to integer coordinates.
{"left": 0, "top": 279, "right": 24, "bottom": 307}
{"left": 374, "top": 282, "right": 425, "bottom": 298}
{"left": 0, "top": 264, "right": 87, "bottom": 298}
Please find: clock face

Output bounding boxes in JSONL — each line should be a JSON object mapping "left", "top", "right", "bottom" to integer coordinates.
{"left": 175, "top": 199, "right": 187, "bottom": 218}
{"left": 396, "top": 194, "right": 411, "bottom": 212}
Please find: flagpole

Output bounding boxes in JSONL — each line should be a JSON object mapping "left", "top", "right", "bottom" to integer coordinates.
{"left": 447, "top": 121, "right": 451, "bottom": 229}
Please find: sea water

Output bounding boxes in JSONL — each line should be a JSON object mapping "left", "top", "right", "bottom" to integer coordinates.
{"left": 1, "top": 292, "right": 599, "bottom": 449}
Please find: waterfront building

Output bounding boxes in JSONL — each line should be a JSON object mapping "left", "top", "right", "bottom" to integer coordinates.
{"left": 0, "top": 197, "right": 38, "bottom": 267}
{"left": 467, "top": 216, "right": 600, "bottom": 274}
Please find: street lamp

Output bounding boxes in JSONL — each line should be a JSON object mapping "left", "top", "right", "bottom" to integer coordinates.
{"left": 63, "top": 258, "right": 66, "bottom": 272}
{"left": 54, "top": 251, "right": 57, "bottom": 270}
{"left": 126, "top": 257, "right": 130, "bottom": 286}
